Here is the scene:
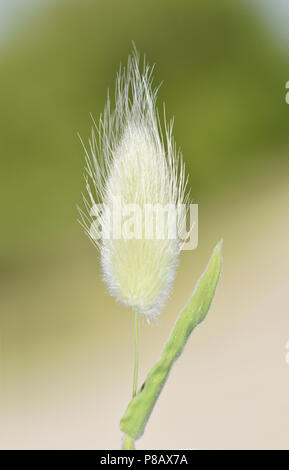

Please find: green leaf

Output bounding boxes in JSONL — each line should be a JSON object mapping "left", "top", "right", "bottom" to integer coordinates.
{"left": 120, "top": 240, "right": 223, "bottom": 440}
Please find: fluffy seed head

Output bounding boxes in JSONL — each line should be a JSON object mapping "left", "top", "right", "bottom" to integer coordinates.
{"left": 79, "top": 49, "right": 189, "bottom": 320}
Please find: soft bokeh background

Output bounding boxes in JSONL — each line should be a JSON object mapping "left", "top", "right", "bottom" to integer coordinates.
{"left": 0, "top": 0, "right": 289, "bottom": 450}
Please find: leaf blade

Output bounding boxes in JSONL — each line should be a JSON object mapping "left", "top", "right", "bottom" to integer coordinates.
{"left": 120, "top": 240, "right": 223, "bottom": 440}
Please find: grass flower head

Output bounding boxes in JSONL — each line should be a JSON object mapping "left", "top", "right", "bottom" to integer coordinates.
{"left": 79, "top": 49, "right": 189, "bottom": 320}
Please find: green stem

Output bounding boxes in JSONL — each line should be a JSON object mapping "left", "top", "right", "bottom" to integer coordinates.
{"left": 122, "top": 312, "right": 139, "bottom": 450}
{"left": 132, "top": 311, "right": 140, "bottom": 398}
{"left": 122, "top": 435, "right": 135, "bottom": 450}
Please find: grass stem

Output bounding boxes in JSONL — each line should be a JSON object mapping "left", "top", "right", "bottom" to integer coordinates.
{"left": 132, "top": 311, "right": 140, "bottom": 398}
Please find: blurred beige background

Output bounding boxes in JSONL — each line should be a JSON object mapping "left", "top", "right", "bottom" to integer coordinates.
{"left": 0, "top": 0, "right": 289, "bottom": 449}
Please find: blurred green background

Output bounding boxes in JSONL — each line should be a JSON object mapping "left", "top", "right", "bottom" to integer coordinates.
{"left": 1, "top": 0, "right": 289, "bottom": 449}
